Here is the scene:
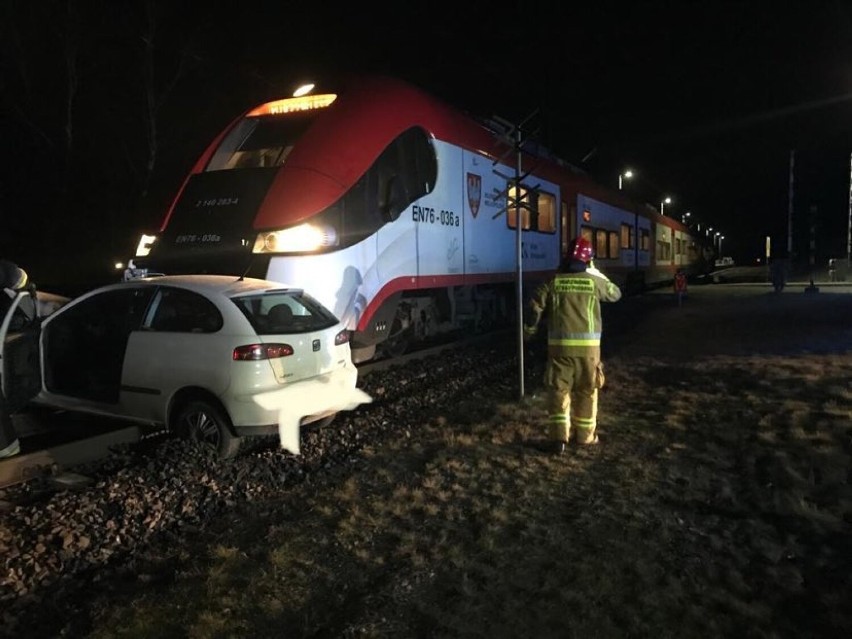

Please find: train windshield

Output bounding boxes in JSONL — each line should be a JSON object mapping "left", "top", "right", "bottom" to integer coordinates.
{"left": 206, "top": 114, "right": 318, "bottom": 172}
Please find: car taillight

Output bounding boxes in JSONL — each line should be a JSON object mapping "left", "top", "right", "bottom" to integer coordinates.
{"left": 334, "top": 329, "right": 351, "bottom": 345}
{"left": 233, "top": 343, "right": 294, "bottom": 361}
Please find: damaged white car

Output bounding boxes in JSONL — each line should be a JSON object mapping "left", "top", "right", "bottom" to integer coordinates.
{"left": 1, "top": 275, "right": 368, "bottom": 458}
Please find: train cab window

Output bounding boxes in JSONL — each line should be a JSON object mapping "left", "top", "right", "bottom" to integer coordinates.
{"left": 205, "top": 114, "right": 316, "bottom": 172}
{"left": 507, "top": 187, "right": 556, "bottom": 233}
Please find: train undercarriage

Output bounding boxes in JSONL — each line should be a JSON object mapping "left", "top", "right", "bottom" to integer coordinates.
{"left": 351, "top": 284, "right": 515, "bottom": 362}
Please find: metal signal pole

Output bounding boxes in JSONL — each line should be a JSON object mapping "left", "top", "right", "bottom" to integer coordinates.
{"left": 491, "top": 112, "right": 540, "bottom": 400}
{"left": 514, "top": 125, "right": 525, "bottom": 399}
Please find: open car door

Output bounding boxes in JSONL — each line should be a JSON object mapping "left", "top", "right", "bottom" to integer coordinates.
{"left": 0, "top": 289, "right": 43, "bottom": 413}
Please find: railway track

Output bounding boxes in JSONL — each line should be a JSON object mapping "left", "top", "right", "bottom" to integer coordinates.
{"left": 0, "top": 329, "right": 512, "bottom": 491}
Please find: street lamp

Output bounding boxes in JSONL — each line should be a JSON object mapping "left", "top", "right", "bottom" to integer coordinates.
{"left": 681, "top": 211, "right": 692, "bottom": 224}
{"left": 619, "top": 170, "right": 634, "bottom": 190}
{"left": 660, "top": 196, "right": 672, "bottom": 215}
{"left": 719, "top": 234, "right": 725, "bottom": 255}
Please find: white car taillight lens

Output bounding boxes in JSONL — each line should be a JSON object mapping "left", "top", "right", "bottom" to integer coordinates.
{"left": 334, "top": 329, "right": 351, "bottom": 345}
{"left": 233, "top": 343, "right": 294, "bottom": 361}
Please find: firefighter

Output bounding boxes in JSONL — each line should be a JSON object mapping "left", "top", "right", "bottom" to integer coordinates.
{"left": 0, "top": 260, "right": 29, "bottom": 458}
{"left": 524, "top": 238, "right": 622, "bottom": 453}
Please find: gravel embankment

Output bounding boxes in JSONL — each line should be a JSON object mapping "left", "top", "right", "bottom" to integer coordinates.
{"left": 0, "top": 341, "right": 519, "bottom": 638}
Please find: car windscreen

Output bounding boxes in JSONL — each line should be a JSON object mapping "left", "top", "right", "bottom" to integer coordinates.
{"left": 231, "top": 291, "right": 338, "bottom": 335}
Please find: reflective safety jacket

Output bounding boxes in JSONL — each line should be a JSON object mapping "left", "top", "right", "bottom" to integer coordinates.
{"left": 524, "top": 265, "right": 622, "bottom": 358}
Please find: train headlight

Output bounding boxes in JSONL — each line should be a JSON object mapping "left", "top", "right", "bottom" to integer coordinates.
{"left": 134, "top": 234, "right": 157, "bottom": 257}
{"left": 252, "top": 224, "right": 338, "bottom": 254}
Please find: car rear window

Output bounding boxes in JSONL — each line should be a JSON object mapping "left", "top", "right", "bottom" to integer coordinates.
{"left": 231, "top": 291, "right": 339, "bottom": 335}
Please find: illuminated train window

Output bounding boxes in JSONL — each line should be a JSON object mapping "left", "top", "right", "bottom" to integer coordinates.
{"left": 620, "top": 223, "right": 633, "bottom": 249}
{"left": 581, "top": 225, "right": 619, "bottom": 259}
{"left": 507, "top": 188, "right": 556, "bottom": 233}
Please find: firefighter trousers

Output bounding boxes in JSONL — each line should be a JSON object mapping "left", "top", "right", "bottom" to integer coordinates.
{"left": 544, "top": 355, "right": 604, "bottom": 444}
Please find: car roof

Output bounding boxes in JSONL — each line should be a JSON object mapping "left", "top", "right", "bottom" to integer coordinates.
{"left": 126, "top": 275, "right": 302, "bottom": 297}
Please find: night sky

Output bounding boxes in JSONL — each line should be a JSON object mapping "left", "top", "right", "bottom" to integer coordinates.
{"left": 2, "top": 1, "right": 851, "bottom": 293}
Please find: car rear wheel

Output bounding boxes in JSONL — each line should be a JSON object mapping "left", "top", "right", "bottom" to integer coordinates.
{"left": 176, "top": 399, "right": 242, "bottom": 459}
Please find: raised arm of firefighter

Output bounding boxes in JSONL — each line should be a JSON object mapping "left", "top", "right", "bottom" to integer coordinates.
{"left": 586, "top": 259, "right": 623, "bottom": 303}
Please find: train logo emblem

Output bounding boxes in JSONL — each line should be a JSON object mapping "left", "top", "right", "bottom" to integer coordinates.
{"left": 467, "top": 173, "right": 481, "bottom": 218}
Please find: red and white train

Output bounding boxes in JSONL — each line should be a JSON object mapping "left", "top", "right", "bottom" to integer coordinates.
{"left": 130, "top": 76, "right": 700, "bottom": 361}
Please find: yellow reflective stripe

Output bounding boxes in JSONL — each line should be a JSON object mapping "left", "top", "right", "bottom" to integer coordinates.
{"left": 548, "top": 338, "right": 601, "bottom": 346}
{"left": 573, "top": 416, "right": 595, "bottom": 426}
{"left": 548, "top": 415, "right": 567, "bottom": 424}
{"left": 550, "top": 331, "right": 601, "bottom": 340}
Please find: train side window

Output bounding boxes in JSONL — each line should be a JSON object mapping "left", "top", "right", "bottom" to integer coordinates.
{"left": 608, "top": 231, "right": 619, "bottom": 258}
{"left": 506, "top": 185, "right": 530, "bottom": 230}
{"left": 621, "top": 223, "right": 633, "bottom": 249}
{"left": 508, "top": 186, "right": 556, "bottom": 233}
{"left": 657, "top": 239, "right": 672, "bottom": 260}
{"left": 536, "top": 191, "right": 556, "bottom": 233}
{"left": 594, "top": 229, "right": 608, "bottom": 258}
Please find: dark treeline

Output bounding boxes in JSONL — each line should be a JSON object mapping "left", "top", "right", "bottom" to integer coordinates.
{"left": 0, "top": 1, "right": 343, "bottom": 295}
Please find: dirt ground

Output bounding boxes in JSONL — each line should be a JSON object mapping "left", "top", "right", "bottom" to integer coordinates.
{"left": 42, "top": 282, "right": 852, "bottom": 638}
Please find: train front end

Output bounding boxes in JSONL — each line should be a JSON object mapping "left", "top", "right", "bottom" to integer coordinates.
{"left": 130, "top": 91, "right": 342, "bottom": 282}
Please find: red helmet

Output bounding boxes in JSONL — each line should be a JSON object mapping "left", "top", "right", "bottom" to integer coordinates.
{"left": 569, "top": 237, "right": 594, "bottom": 263}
